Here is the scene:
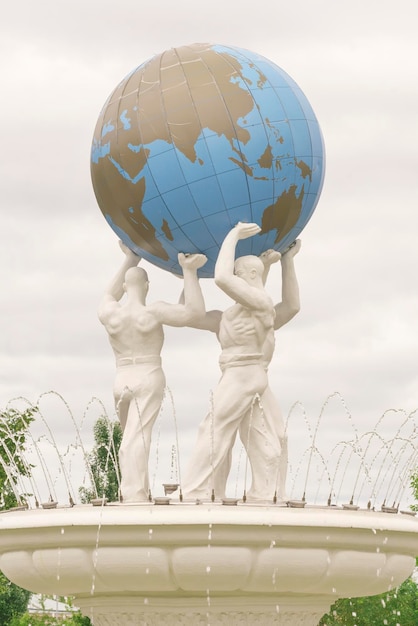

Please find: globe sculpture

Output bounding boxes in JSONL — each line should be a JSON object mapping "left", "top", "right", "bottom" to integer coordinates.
{"left": 91, "top": 43, "right": 325, "bottom": 277}
{"left": 3, "top": 45, "right": 418, "bottom": 626}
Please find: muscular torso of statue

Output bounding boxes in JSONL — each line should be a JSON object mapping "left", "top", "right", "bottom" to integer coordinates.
{"left": 105, "top": 304, "right": 164, "bottom": 361}
{"left": 218, "top": 302, "right": 275, "bottom": 358}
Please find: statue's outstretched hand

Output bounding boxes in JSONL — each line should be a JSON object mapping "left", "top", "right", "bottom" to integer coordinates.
{"left": 260, "top": 249, "right": 281, "bottom": 266}
{"left": 178, "top": 252, "right": 207, "bottom": 270}
{"left": 282, "top": 239, "right": 302, "bottom": 258}
{"left": 119, "top": 240, "right": 141, "bottom": 261}
{"left": 233, "top": 222, "right": 261, "bottom": 240}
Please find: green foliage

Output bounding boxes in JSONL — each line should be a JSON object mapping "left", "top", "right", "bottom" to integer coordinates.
{"left": 0, "top": 408, "right": 38, "bottom": 624}
{"left": 319, "top": 576, "right": 418, "bottom": 625}
{"left": 79, "top": 416, "right": 122, "bottom": 503}
{"left": 9, "top": 595, "right": 92, "bottom": 625}
{"left": 410, "top": 470, "right": 418, "bottom": 512}
{"left": 0, "top": 406, "right": 37, "bottom": 510}
{"left": 10, "top": 611, "right": 92, "bottom": 625}
{"left": 0, "top": 572, "right": 30, "bottom": 625}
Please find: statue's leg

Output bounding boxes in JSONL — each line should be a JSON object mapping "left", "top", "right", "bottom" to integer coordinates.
{"left": 117, "top": 365, "right": 165, "bottom": 503}
{"left": 182, "top": 364, "right": 267, "bottom": 500}
{"left": 240, "top": 386, "right": 287, "bottom": 501}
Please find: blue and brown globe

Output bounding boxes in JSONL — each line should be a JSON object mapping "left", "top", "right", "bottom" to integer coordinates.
{"left": 91, "top": 43, "right": 325, "bottom": 277}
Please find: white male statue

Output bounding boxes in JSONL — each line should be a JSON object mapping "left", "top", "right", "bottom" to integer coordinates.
{"left": 181, "top": 225, "right": 301, "bottom": 501}
{"left": 230, "top": 241, "right": 301, "bottom": 501}
{"left": 99, "top": 242, "right": 207, "bottom": 502}
{"left": 182, "top": 222, "right": 286, "bottom": 500}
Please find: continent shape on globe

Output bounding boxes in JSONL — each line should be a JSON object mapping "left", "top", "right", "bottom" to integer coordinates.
{"left": 91, "top": 43, "right": 325, "bottom": 277}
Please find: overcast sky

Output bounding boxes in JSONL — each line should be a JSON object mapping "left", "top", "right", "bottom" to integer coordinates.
{"left": 1, "top": 0, "right": 417, "bottom": 505}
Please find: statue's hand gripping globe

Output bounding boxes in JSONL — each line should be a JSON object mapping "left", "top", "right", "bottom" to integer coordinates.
{"left": 91, "top": 43, "right": 325, "bottom": 277}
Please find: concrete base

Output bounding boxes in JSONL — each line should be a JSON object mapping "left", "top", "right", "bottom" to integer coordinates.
{"left": 0, "top": 504, "right": 417, "bottom": 625}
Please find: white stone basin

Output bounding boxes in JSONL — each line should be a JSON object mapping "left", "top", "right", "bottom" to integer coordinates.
{"left": 0, "top": 504, "right": 417, "bottom": 625}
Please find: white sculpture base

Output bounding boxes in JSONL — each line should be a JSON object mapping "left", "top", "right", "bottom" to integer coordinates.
{"left": 0, "top": 504, "right": 417, "bottom": 625}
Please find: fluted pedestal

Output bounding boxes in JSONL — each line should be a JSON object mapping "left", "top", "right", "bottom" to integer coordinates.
{"left": 0, "top": 504, "right": 417, "bottom": 625}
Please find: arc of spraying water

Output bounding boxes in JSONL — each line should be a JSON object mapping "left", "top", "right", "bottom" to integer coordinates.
{"left": 301, "top": 393, "right": 339, "bottom": 502}
{"left": 41, "top": 392, "right": 102, "bottom": 501}
{"left": 288, "top": 447, "right": 310, "bottom": 499}
{"left": 12, "top": 395, "right": 78, "bottom": 505}
{"left": 0, "top": 415, "right": 45, "bottom": 507}
{"left": 209, "top": 390, "right": 215, "bottom": 502}
{"left": 76, "top": 395, "right": 122, "bottom": 499}
{"left": 151, "top": 417, "right": 162, "bottom": 495}
{"left": 379, "top": 436, "right": 417, "bottom": 509}
{"left": 2, "top": 403, "right": 59, "bottom": 505}
{"left": 242, "top": 393, "right": 261, "bottom": 503}
{"left": 0, "top": 454, "right": 27, "bottom": 508}
{"left": 326, "top": 440, "right": 357, "bottom": 506}
{"left": 360, "top": 433, "right": 399, "bottom": 510}
{"left": 306, "top": 392, "right": 361, "bottom": 505}
{"left": 392, "top": 439, "right": 418, "bottom": 508}
{"left": 311, "top": 451, "right": 333, "bottom": 505}
{"left": 162, "top": 387, "right": 183, "bottom": 499}
{"left": 387, "top": 409, "right": 418, "bottom": 508}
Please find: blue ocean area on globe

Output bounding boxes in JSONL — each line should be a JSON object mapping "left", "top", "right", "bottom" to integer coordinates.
{"left": 91, "top": 43, "right": 325, "bottom": 277}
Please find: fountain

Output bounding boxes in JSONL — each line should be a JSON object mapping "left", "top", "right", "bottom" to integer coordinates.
{"left": 0, "top": 394, "right": 418, "bottom": 624}
{"left": 1, "top": 42, "right": 418, "bottom": 626}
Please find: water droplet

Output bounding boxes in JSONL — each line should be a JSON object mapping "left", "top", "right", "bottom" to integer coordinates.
{"left": 275, "top": 605, "right": 280, "bottom": 613}
{"left": 270, "top": 540, "right": 276, "bottom": 548}
{"left": 144, "top": 598, "right": 149, "bottom": 605}
{"left": 60, "top": 528, "right": 65, "bottom": 535}
{"left": 206, "top": 565, "right": 211, "bottom": 573}
{"left": 145, "top": 567, "right": 149, "bottom": 575}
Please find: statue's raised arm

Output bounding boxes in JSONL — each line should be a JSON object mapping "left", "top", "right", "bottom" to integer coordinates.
{"left": 258, "top": 241, "right": 301, "bottom": 330}
{"left": 98, "top": 241, "right": 141, "bottom": 324}
{"left": 214, "top": 222, "right": 272, "bottom": 313}
{"left": 150, "top": 253, "right": 207, "bottom": 327}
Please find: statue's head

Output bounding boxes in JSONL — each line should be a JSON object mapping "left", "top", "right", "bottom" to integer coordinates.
{"left": 123, "top": 267, "right": 149, "bottom": 298}
{"left": 234, "top": 255, "right": 264, "bottom": 285}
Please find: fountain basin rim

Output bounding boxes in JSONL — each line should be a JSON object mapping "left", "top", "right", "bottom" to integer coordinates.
{"left": 1, "top": 504, "right": 418, "bottom": 537}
